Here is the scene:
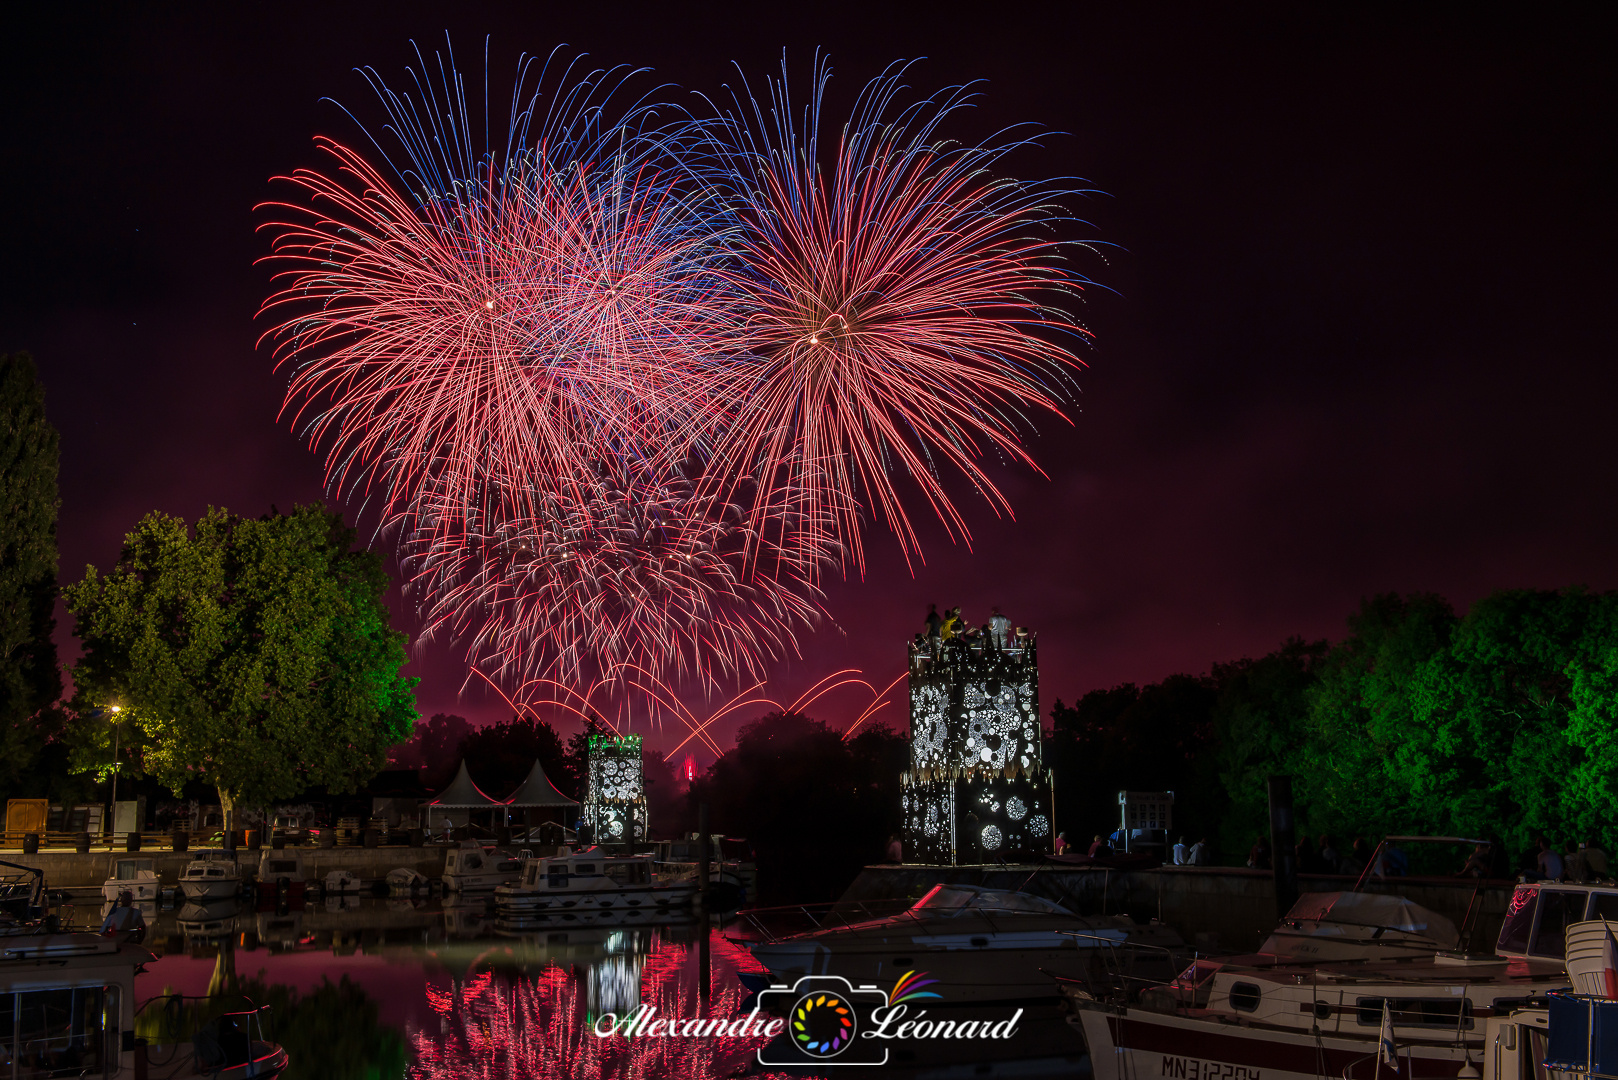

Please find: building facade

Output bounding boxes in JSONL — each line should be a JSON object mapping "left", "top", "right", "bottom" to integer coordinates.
{"left": 901, "top": 632, "right": 1053, "bottom": 864}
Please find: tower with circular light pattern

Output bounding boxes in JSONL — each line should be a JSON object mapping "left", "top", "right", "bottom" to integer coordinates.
{"left": 901, "top": 631, "right": 1053, "bottom": 864}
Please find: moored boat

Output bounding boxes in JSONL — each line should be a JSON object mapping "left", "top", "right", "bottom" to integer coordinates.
{"left": 255, "top": 849, "right": 307, "bottom": 902}
{"left": 101, "top": 856, "right": 162, "bottom": 904}
{"left": 493, "top": 846, "right": 695, "bottom": 916}
{"left": 741, "top": 883, "right": 1188, "bottom": 1004}
{"left": 1063, "top": 873, "right": 1618, "bottom": 1078}
{"left": 0, "top": 933, "right": 289, "bottom": 1077}
{"left": 178, "top": 852, "right": 245, "bottom": 901}
{"left": 442, "top": 841, "right": 524, "bottom": 893}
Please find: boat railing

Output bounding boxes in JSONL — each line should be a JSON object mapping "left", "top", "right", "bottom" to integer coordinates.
{"left": 1052, "top": 930, "right": 1197, "bottom": 1007}
{"left": 730, "top": 897, "right": 920, "bottom": 943}
{"left": 134, "top": 991, "right": 279, "bottom": 1075}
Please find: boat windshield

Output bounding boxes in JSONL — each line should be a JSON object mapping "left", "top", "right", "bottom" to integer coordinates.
{"left": 908, "top": 884, "right": 1071, "bottom": 916}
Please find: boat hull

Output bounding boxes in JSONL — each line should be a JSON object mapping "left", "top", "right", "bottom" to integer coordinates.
{"left": 750, "top": 936, "right": 1098, "bottom": 1003}
{"left": 101, "top": 881, "right": 160, "bottom": 904}
{"left": 180, "top": 879, "right": 243, "bottom": 901}
{"left": 493, "top": 884, "right": 695, "bottom": 913}
{"left": 1074, "top": 1005, "right": 1478, "bottom": 1080}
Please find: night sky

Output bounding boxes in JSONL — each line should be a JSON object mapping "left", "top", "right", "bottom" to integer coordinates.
{"left": 4, "top": 5, "right": 1614, "bottom": 757}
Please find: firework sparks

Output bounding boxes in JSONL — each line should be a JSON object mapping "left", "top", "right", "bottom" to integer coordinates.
{"left": 700, "top": 57, "right": 1097, "bottom": 573}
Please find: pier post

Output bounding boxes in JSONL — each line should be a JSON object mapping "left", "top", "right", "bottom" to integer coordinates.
{"left": 1267, "top": 776, "right": 1299, "bottom": 920}
{"left": 698, "top": 801, "right": 711, "bottom": 1002}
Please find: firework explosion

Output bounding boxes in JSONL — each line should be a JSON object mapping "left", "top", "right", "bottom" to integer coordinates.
{"left": 259, "top": 43, "right": 1094, "bottom": 694}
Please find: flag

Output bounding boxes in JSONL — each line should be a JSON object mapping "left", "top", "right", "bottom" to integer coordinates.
{"left": 1603, "top": 922, "right": 1618, "bottom": 999}
{"left": 1379, "top": 999, "right": 1399, "bottom": 1072}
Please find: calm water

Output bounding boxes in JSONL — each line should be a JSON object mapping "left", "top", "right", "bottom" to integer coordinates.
{"left": 91, "top": 895, "right": 1089, "bottom": 1079}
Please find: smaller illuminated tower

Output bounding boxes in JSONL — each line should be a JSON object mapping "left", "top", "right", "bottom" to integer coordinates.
{"left": 581, "top": 732, "right": 648, "bottom": 844}
{"left": 901, "top": 627, "right": 1053, "bottom": 864}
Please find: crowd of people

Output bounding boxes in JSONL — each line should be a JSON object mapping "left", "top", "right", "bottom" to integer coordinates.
{"left": 913, "top": 603, "right": 1030, "bottom": 659}
{"left": 1232, "top": 832, "right": 1613, "bottom": 883}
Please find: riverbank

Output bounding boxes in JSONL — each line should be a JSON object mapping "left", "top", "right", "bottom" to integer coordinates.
{"left": 0, "top": 845, "right": 450, "bottom": 888}
{"left": 837, "top": 863, "right": 1514, "bottom": 951}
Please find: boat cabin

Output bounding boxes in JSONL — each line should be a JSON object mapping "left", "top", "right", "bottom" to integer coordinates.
{"left": 1495, "top": 881, "right": 1618, "bottom": 960}
{"left": 516, "top": 850, "right": 654, "bottom": 891}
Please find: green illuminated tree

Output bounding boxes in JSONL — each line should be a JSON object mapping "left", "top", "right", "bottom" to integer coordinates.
{"left": 65, "top": 504, "right": 418, "bottom": 827}
{"left": 0, "top": 353, "right": 64, "bottom": 798}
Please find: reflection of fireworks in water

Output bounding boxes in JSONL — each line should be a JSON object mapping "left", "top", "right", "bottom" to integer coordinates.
{"left": 410, "top": 932, "right": 794, "bottom": 1079}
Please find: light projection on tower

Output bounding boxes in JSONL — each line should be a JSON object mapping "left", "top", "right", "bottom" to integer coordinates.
{"left": 901, "top": 627, "right": 1054, "bottom": 864}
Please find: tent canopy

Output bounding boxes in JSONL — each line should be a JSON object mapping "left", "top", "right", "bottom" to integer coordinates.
{"left": 504, "top": 760, "right": 578, "bottom": 809}
{"left": 426, "top": 761, "right": 501, "bottom": 809}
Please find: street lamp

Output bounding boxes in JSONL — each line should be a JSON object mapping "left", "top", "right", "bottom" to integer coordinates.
{"left": 107, "top": 706, "right": 121, "bottom": 843}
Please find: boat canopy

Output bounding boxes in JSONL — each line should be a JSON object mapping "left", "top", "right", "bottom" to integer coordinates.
{"left": 427, "top": 761, "right": 502, "bottom": 809}
{"left": 909, "top": 884, "right": 1073, "bottom": 917}
{"left": 1282, "top": 890, "right": 1458, "bottom": 945}
{"left": 503, "top": 760, "right": 578, "bottom": 809}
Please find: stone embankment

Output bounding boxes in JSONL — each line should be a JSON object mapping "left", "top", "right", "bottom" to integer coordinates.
{"left": 838, "top": 863, "right": 1515, "bottom": 951}
{"left": 0, "top": 846, "right": 450, "bottom": 889}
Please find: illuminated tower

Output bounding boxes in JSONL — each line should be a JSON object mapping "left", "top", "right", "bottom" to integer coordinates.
{"left": 581, "top": 732, "right": 648, "bottom": 845}
{"left": 901, "top": 630, "right": 1053, "bottom": 864}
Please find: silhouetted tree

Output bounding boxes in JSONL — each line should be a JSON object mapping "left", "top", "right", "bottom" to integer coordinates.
{"left": 389, "top": 713, "right": 474, "bottom": 790}
{"left": 0, "top": 354, "right": 63, "bottom": 800}
{"left": 456, "top": 715, "right": 567, "bottom": 800}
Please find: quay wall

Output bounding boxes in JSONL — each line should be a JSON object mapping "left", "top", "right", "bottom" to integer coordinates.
{"left": 0, "top": 846, "right": 452, "bottom": 888}
{"left": 838, "top": 864, "right": 1515, "bottom": 952}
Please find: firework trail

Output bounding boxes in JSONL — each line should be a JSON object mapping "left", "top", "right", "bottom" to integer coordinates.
{"left": 698, "top": 57, "right": 1097, "bottom": 574}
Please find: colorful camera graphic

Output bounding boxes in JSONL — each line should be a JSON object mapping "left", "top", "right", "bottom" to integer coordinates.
{"left": 755, "top": 975, "right": 890, "bottom": 1066}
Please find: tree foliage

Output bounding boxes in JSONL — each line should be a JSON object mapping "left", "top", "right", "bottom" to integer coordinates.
{"left": 456, "top": 714, "right": 567, "bottom": 799}
{"left": 64, "top": 504, "right": 417, "bottom": 820}
{"left": 692, "top": 713, "right": 908, "bottom": 903}
{"left": 0, "top": 353, "right": 63, "bottom": 797}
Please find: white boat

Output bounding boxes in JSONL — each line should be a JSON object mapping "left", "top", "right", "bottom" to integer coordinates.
{"left": 386, "top": 867, "right": 428, "bottom": 895}
{"left": 256, "top": 849, "right": 308, "bottom": 899}
{"left": 101, "top": 855, "right": 161, "bottom": 904}
{"left": 0, "top": 933, "right": 287, "bottom": 1077}
{"left": 741, "top": 883, "right": 1187, "bottom": 1004}
{"left": 442, "top": 841, "right": 524, "bottom": 893}
{"left": 322, "top": 869, "right": 362, "bottom": 894}
{"left": 1065, "top": 875, "right": 1618, "bottom": 1079}
{"left": 178, "top": 852, "right": 245, "bottom": 900}
{"left": 493, "top": 846, "right": 695, "bottom": 917}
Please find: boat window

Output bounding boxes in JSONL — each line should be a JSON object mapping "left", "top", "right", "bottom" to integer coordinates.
{"left": 574, "top": 864, "right": 596, "bottom": 875}
{"left": 13, "top": 986, "right": 107, "bottom": 1076}
{"left": 911, "top": 885, "right": 975, "bottom": 913}
{"left": 908, "top": 884, "right": 1070, "bottom": 916}
{"left": 548, "top": 866, "right": 568, "bottom": 889}
{"left": 606, "top": 864, "right": 635, "bottom": 886}
{"left": 463, "top": 855, "right": 482, "bottom": 871}
{"left": 207, "top": 868, "right": 224, "bottom": 878}
{"left": 1589, "top": 892, "right": 1618, "bottom": 921}
{"left": 115, "top": 860, "right": 146, "bottom": 879}
{"left": 1229, "top": 983, "right": 1262, "bottom": 1012}
{"left": 1355, "top": 997, "right": 1473, "bottom": 1030}
{"left": 1496, "top": 887, "right": 1539, "bottom": 954}
{"left": 1531, "top": 890, "right": 1580, "bottom": 958}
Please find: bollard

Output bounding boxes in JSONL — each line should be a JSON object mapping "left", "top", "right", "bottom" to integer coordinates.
{"left": 246, "top": 829, "right": 261, "bottom": 851}
{"left": 271, "top": 834, "right": 285, "bottom": 850}
{"left": 76, "top": 832, "right": 91, "bottom": 854}
{"left": 21, "top": 833, "right": 38, "bottom": 855}
{"left": 171, "top": 829, "right": 188, "bottom": 854}
{"left": 319, "top": 830, "right": 335, "bottom": 850}
{"left": 223, "top": 830, "right": 238, "bottom": 852}
{"left": 362, "top": 828, "right": 379, "bottom": 849}
{"left": 408, "top": 829, "right": 425, "bottom": 848}
{"left": 125, "top": 833, "right": 141, "bottom": 853}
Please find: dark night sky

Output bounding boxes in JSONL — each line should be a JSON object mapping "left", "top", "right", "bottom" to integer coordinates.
{"left": 3, "top": 4, "right": 1614, "bottom": 758}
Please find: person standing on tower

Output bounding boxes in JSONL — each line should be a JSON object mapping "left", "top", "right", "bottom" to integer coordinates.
{"left": 924, "top": 603, "right": 942, "bottom": 642}
{"left": 989, "top": 607, "right": 1011, "bottom": 649}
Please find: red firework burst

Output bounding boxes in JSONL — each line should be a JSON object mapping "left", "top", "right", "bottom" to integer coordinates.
{"left": 704, "top": 59, "right": 1097, "bottom": 573}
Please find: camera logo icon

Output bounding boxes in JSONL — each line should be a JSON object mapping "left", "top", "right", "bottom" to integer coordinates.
{"left": 789, "top": 989, "right": 856, "bottom": 1057}
{"left": 756, "top": 975, "right": 889, "bottom": 1066}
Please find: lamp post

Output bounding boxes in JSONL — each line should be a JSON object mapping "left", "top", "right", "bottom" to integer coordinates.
{"left": 107, "top": 706, "right": 122, "bottom": 842}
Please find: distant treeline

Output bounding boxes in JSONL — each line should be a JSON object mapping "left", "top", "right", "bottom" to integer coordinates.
{"left": 1048, "top": 588, "right": 1618, "bottom": 864}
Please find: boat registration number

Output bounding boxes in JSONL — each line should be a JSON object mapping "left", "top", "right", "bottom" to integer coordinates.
{"left": 1159, "top": 1056, "right": 1262, "bottom": 1080}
